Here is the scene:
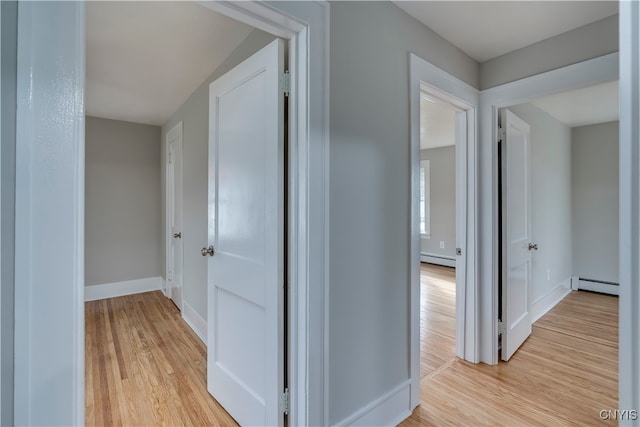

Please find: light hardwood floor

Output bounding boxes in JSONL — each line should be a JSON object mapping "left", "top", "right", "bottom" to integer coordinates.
{"left": 85, "top": 292, "right": 238, "bottom": 426}
{"left": 86, "top": 265, "right": 618, "bottom": 426}
{"left": 403, "top": 263, "right": 618, "bottom": 426}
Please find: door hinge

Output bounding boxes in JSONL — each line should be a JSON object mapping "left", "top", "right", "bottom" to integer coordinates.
{"left": 498, "top": 126, "right": 506, "bottom": 142}
{"left": 280, "top": 70, "right": 290, "bottom": 97}
{"left": 498, "top": 320, "right": 506, "bottom": 335}
{"left": 279, "top": 388, "right": 290, "bottom": 415}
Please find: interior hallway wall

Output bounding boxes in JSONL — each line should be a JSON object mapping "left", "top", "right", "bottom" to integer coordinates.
{"left": 329, "top": 1, "right": 478, "bottom": 423}
{"left": 480, "top": 14, "right": 618, "bottom": 90}
{"left": 85, "top": 117, "right": 162, "bottom": 286}
{"left": 572, "top": 121, "right": 619, "bottom": 283}
{"left": 1, "top": 1, "right": 17, "bottom": 423}
{"left": 160, "top": 29, "right": 276, "bottom": 321}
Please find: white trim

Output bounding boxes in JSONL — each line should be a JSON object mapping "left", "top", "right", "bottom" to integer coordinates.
{"left": 84, "top": 277, "right": 162, "bottom": 302}
{"left": 479, "top": 52, "right": 619, "bottom": 366}
{"left": 182, "top": 302, "right": 207, "bottom": 345}
{"left": 530, "top": 278, "right": 572, "bottom": 323}
{"left": 575, "top": 279, "right": 620, "bottom": 296}
{"left": 179, "top": 2, "right": 330, "bottom": 425}
{"left": 14, "top": 2, "right": 85, "bottom": 425}
{"left": 332, "top": 380, "right": 411, "bottom": 427}
{"left": 571, "top": 275, "right": 580, "bottom": 290}
{"left": 619, "top": 1, "right": 640, "bottom": 420}
{"left": 409, "top": 53, "right": 479, "bottom": 411}
{"left": 420, "top": 254, "right": 456, "bottom": 268}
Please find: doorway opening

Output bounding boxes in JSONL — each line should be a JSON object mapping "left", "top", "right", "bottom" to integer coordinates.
{"left": 417, "top": 93, "right": 459, "bottom": 379}
{"left": 409, "top": 52, "right": 479, "bottom": 409}
{"left": 83, "top": 3, "right": 291, "bottom": 426}
{"left": 497, "top": 80, "right": 619, "bottom": 410}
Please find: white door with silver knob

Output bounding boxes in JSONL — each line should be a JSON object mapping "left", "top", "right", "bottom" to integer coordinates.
{"left": 167, "top": 121, "right": 184, "bottom": 311}
{"left": 501, "top": 108, "right": 533, "bottom": 361}
{"left": 207, "top": 39, "right": 285, "bottom": 426}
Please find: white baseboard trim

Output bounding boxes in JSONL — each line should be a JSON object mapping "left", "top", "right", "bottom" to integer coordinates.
{"left": 85, "top": 276, "right": 163, "bottom": 302}
{"left": 420, "top": 253, "right": 456, "bottom": 268}
{"left": 333, "top": 380, "right": 412, "bottom": 426}
{"left": 183, "top": 301, "right": 207, "bottom": 345}
{"left": 531, "top": 278, "right": 572, "bottom": 323}
{"left": 575, "top": 278, "right": 620, "bottom": 296}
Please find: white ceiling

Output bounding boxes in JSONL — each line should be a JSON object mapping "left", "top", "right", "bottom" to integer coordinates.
{"left": 86, "top": 2, "right": 254, "bottom": 126}
{"left": 530, "top": 80, "right": 619, "bottom": 127}
{"left": 420, "top": 96, "right": 456, "bottom": 150}
{"left": 393, "top": 1, "right": 618, "bottom": 62}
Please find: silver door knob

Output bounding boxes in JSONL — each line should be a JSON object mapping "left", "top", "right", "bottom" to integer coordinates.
{"left": 201, "top": 246, "right": 215, "bottom": 256}
{"left": 528, "top": 243, "right": 538, "bottom": 251}
{"left": 173, "top": 232, "right": 182, "bottom": 239}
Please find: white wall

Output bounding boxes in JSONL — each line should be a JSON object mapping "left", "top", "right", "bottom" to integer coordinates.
{"left": 329, "top": 1, "right": 478, "bottom": 423}
{"left": 1, "top": 1, "right": 17, "bottom": 424}
{"left": 85, "top": 117, "right": 162, "bottom": 286}
{"left": 420, "top": 146, "right": 456, "bottom": 259}
{"left": 161, "top": 29, "right": 276, "bottom": 321}
{"left": 507, "top": 104, "right": 573, "bottom": 306}
{"left": 572, "top": 121, "right": 619, "bottom": 283}
{"left": 480, "top": 15, "right": 618, "bottom": 90}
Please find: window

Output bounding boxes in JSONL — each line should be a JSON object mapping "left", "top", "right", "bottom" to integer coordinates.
{"left": 420, "top": 159, "right": 431, "bottom": 238}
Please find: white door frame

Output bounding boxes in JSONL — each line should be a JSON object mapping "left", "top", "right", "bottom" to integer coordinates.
{"left": 409, "top": 54, "right": 479, "bottom": 409}
{"left": 13, "top": 1, "right": 329, "bottom": 425}
{"left": 478, "top": 52, "right": 618, "bottom": 365}
{"left": 165, "top": 121, "right": 183, "bottom": 308}
{"left": 619, "top": 0, "right": 640, "bottom": 418}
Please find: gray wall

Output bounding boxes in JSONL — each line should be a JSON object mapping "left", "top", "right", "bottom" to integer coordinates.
{"left": 1, "top": 1, "right": 17, "bottom": 424}
{"left": 161, "top": 29, "right": 276, "bottom": 320}
{"left": 572, "top": 121, "right": 619, "bottom": 283}
{"left": 507, "top": 104, "right": 573, "bottom": 304}
{"left": 85, "top": 117, "right": 162, "bottom": 286}
{"left": 420, "top": 146, "right": 456, "bottom": 258}
{"left": 329, "top": 2, "right": 478, "bottom": 423}
{"left": 480, "top": 15, "right": 618, "bottom": 90}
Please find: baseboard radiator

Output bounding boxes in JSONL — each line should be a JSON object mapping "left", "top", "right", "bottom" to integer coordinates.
{"left": 571, "top": 276, "right": 619, "bottom": 296}
{"left": 420, "top": 252, "right": 456, "bottom": 268}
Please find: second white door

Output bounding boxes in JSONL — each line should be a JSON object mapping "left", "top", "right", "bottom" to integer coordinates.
{"left": 501, "top": 108, "right": 533, "bottom": 361}
{"left": 206, "top": 39, "right": 285, "bottom": 426}
{"left": 167, "top": 122, "right": 183, "bottom": 311}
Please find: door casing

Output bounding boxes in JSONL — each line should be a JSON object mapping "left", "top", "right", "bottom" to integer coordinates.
{"left": 409, "top": 53, "right": 479, "bottom": 410}
{"left": 479, "top": 52, "right": 619, "bottom": 365}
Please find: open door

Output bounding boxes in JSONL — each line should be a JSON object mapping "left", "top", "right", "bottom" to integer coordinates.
{"left": 205, "top": 39, "right": 285, "bottom": 426}
{"left": 167, "top": 122, "right": 184, "bottom": 311}
{"left": 500, "top": 108, "right": 533, "bottom": 361}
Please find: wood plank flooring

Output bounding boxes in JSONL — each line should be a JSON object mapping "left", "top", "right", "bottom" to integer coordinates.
{"left": 85, "top": 291, "right": 239, "bottom": 426}
{"left": 86, "top": 265, "right": 618, "bottom": 426}
{"left": 402, "top": 263, "right": 619, "bottom": 427}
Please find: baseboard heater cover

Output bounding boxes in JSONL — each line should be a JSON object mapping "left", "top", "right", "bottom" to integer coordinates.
{"left": 573, "top": 277, "right": 619, "bottom": 296}
{"left": 420, "top": 253, "right": 456, "bottom": 268}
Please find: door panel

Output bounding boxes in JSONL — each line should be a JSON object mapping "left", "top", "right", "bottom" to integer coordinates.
{"left": 501, "top": 108, "right": 532, "bottom": 361}
{"left": 167, "top": 123, "right": 183, "bottom": 311}
{"left": 207, "top": 39, "right": 284, "bottom": 427}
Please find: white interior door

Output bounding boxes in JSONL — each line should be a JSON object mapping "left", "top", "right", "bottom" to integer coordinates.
{"left": 167, "top": 122, "right": 183, "bottom": 311}
{"left": 206, "top": 39, "right": 285, "bottom": 426}
{"left": 501, "top": 108, "right": 532, "bottom": 361}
